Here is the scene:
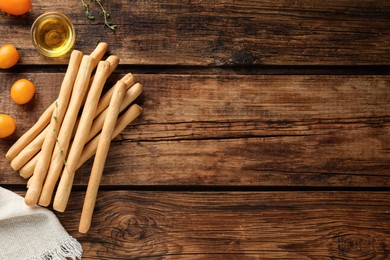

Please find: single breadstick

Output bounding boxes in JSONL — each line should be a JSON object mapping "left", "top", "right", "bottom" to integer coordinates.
{"left": 36, "top": 55, "right": 95, "bottom": 208}
{"left": 11, "top": 127, "right": 47, "bottom": 171}
{"left": 25, "top": 51, "right": 84, "bottom": 206}
{"left": 18, "top": 74, "right": 136, "bottom": 179}
{"left": 78, "top": 81, "right": 127, "bottom": 231}
{"left": 27, "top": 175, "right": 32, "bottom": 188}
{"left": 90, "top": 42, "right": 108, "bottom": 68}
{"left": 40, "top": 61, "right": 111, "bottom": 207}
{"left": 20, "top": 154, "right": 38, "bottom": 179}
{"left": 87, "top": 83, "right": 142, "bottom": 141}
{"left": 6, "top": 104, "right": 54, "bottom": 160}
{"left": 105, "top": 55, "right": 119, "bottom": 72}
{"left": 7, "top": 44, "right": 108, "bottom": 162}
{"left": 77, "top": 104, "right": 142, "bottom": 170}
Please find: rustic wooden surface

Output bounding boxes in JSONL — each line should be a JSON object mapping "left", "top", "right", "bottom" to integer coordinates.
{"left": 1, "top": 0, "right": 389, "bottom": 259}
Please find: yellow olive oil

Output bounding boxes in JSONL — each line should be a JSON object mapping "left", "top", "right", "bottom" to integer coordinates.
{"left": 31, "top": 13, "right": 75, "bottom": 57}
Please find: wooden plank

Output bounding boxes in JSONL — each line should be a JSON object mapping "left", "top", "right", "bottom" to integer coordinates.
{"left": 1, "top": 73, "right": 389, "bottom": 130}
{"left": 2, "top": 133, "right": 390, "bottom": 187}
{"left": 51, "top": 191, "right": 390, "bottom": 259}
{"left": 1, "top": 73, "right": 389, "bottom": 186}
{"left": 0, "top": 0, "right": 389, "bottom": 65}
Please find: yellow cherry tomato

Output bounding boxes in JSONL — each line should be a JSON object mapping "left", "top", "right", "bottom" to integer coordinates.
{"left": 0, "top": 114, "right": 16, "bottom": 138}
{"left": 0, "top": 0, "right": 32, "bottom": 16}
{"left": 0, "top": 44, "right": 19, "bottom": 69}
{"left": 11, "top": 79, "right": 36, "bottom": 104}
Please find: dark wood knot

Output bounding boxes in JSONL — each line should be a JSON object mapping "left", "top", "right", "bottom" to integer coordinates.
{"left": 337, "top": 234, "right": 377, "bottom": 259}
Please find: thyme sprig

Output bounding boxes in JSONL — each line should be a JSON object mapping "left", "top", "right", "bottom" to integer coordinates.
{"left": 93, "top": 0, "right": 118, "bottom": 30}
{"left": 81, "top": 0, "right": 117, "bottom": 30}
{"left": 81, "top": 0, "right": 95, "bottom": 20}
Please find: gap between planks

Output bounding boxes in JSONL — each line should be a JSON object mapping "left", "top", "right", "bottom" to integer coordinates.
{"left": 1, "top": 65, "right": 390, "bottom": 75}
{"left": 3, "top": 184, "right": 390, "bottom": 192}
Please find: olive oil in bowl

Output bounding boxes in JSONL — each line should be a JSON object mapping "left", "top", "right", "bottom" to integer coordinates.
{"left": 31, "top": 12, "right": 76, "bottom": 57}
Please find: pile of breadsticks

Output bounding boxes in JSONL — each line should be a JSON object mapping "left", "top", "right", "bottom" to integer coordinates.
{"left": 5, "top": 42, "right": 142, "bottom": 233}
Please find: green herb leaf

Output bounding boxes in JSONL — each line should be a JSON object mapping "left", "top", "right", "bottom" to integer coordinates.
{"left": 81, "top": 0, "right": 117, "bottom": 31}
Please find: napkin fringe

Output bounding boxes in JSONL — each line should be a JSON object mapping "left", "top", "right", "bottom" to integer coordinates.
{"left": 31, "top": 237, "right": 82, "bottom": 260}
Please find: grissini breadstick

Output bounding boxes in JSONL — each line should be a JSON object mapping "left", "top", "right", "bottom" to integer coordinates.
{"left": 11, "top": 56, "right": 120, "bottom": 173}
{"left": 77, "top": 104, "right": 142, "bottom": 170}
{"left": 77, "top": 81, "right": 127, "bottom": 230}
{"left": 19, "top": 154, "right": 37, "bottom": 179}
{"left": 39, "top": 61, "right": 111, "bottom": 207}
{"left": 11, "top": 126, "right": 47, "bottom": 171}
{"left": 7, "top": 43, "right": 108, "bottom": 162}
{"left": 87, "top": 83, "right": 142, "bottom": 141}
{"left": 36, "top": 55, "right": 95, "bottom": 208}
{"left": 18, "top": 74, "right": 136, "bottom": 179}
{"left": 6, "top": 104, "right": 53, "bottom": 160}
{"left": 89, "top": 42, "right": 108, "bottom": 68}
{"left": 104, "top": 55, "right": 119, "bottom": 72}
{"left": 25, "top": 51, "right": 84, "bottom": 206}
{"left": 27, "top": 175, "right": 32, "bottom": 188}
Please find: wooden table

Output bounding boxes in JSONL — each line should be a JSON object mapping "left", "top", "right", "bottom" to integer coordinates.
{"left": 1, "top": 1, "right": 390, "bottom": 259}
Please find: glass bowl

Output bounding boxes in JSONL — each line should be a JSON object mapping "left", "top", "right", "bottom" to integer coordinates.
{"left": 31, "top": 12, "right": 76, "bottom": 57}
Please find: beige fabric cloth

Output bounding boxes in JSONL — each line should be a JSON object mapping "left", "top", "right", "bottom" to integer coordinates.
{"left": 0, "top": 186, "right": 82, "bottom": 260}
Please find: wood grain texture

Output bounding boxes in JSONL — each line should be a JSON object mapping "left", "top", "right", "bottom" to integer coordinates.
{"left": 52, "top": 191, "right": 389, "bottom": 259}
{"left": 1, "top": 73, "right": 389, "bottom": 186}
{"left": 1, "top": 1, "right": 389, "bottom": 259}
{"left": 0, "top": 0, "right": 390, "bottom": 65}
